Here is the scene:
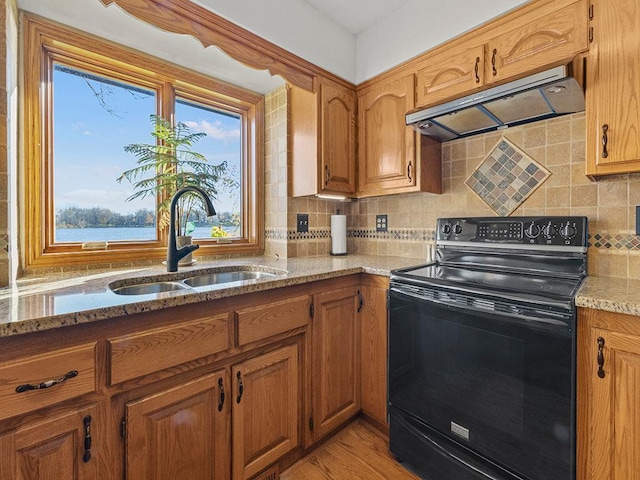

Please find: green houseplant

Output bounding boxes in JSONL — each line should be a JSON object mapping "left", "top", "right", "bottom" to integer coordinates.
{"left": 118, "top": 115, "right": 227, "bottom": 261}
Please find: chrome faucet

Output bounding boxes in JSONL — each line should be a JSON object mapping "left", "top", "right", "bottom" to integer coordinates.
{"left": 167, "top": 186, "right": 216, "bottom": 272}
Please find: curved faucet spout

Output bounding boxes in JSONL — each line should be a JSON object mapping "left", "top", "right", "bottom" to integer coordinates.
{"left": 167, "top": 186, "right": 216, "bottom": 272}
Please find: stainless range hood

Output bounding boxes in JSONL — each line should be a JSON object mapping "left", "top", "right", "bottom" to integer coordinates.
{"left": 405, "top": 64, "right": 584, "bottom": 142}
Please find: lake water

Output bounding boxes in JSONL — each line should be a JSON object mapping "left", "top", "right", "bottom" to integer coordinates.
{"left": 55, "top": 226, "right": 235, "bottom": 242}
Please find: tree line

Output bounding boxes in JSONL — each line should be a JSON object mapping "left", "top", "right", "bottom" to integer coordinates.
{"left": 56, "top": 206, "right": 239, "bottom": 229}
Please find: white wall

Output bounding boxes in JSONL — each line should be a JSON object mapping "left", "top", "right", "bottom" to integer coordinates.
{"left": 355, "top": 0, "right": 528, "bottom": 82}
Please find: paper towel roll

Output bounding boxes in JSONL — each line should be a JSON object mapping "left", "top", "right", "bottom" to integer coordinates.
{"left": 331, "top": 214, "right": 347, "bottom": 255}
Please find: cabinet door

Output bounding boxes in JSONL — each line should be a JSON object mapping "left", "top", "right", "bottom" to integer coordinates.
{"left": 357, "top": 74, "right": 419, "bottom": 196}
{"left": 125, "top": 371, "right": 229, "bottom": 480}
{"left": 0, "top": 405, "right": 98, "bottom": 480}
{"left": 360, "top": 277, "right": 389, "bottom": 430}
{"left": 585, "top": 327, "right": 640, "bottom": 480}
{"left": 232, "top": 344, "right": 299, "bottom": 480}
{"left": 416, "top": 44, "right": 485, "bottom": 107}
{"left": 320, "top": 78, "right": 357, "bottom": 195}
{"left": 487, "top": 1, "right": 588, "bottom": 84}
{"left": 586, "top": 0, "right": 640, "bottom": 175}
{"left": 309, "top": 286, "right": 360, "bottom": 443}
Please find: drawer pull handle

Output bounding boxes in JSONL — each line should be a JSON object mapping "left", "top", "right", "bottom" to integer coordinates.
{"left": 597, "top": 336, "right": 606, "bottom": 378}
{"left": 491, "top": 49, "right": 498, "bottom": 76}
{"left": 474, "top": 56, "right": 480, "bottom": 83}
{"left": 601, "top": 124, "right": 609, "bottom": 158}
{"left": 15, "top": 370, "right": 79, "bottom": 393}
{"left": 236, "top": 371, "right": 244, "bottom": 404}
{"left": 83, "top": 415, "right": 92, "bottom": 463}
{"left": 217, "top": 377, "right": 225, "bottom": 412}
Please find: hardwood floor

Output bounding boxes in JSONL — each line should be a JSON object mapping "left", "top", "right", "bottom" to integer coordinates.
{"left": 280, "top": 419, "right": 421, "bottom": 480}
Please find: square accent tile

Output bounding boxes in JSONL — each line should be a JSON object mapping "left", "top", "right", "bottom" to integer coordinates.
{"left": 466, "top": 138, "right": 551, "bottom": 216}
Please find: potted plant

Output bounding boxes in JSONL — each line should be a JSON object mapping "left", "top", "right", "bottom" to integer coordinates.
{"left": 118, "top": 114, "right": 227, "bottom": 264}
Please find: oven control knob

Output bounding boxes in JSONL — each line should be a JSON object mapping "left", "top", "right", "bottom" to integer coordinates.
{"left": 453, "top": 224, "right": 463, "bottom": 235}
{"left": 525, "top": 223, "right": 540, "bottom": 238}
{"left": 560, "top": 223, "right": 577, "bottom": 239}
{"left": 543, "top": 222, "right": 557, "bottom": 238}
{"left": 441, "top": 223, "right": 452, "bottom": 235}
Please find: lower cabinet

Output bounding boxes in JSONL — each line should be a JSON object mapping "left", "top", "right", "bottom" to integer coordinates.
{"left": 308, "top": 285, "right": 361, "bottom": 444}
{"left": 0, "top": 404, "right": 99, "bottom": 480}
{"left": 232, "top": 344, "right": 299, "bottom": 479}
{"left": 578, "top": 308, "right": 640, "bottom": 480}
{"left": 125, "top": 371, "right": 229, "bottom": 480}
{"left": 359, "top": 276, "right": 389, "bottom": 430}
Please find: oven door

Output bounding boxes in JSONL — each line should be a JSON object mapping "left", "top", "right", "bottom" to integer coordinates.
{"left": 388, "top": 281, "right": 576, "bottom": 480}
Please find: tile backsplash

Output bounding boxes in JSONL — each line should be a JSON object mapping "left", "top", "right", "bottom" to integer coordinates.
{"left": 265, "top": 90, "right": 640, "bottom": 279}
{"left": 346, "top": 113, "right": 640, "bottom": 279}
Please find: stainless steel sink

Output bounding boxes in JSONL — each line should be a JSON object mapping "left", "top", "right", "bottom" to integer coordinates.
{"left": 184, "top": 271, "right": 275, "bottom": 287}
{"left": 110, "top": 282, "right": 189, "bottom": 296}
{"left": 109, "top": 265, "right": 286, "bottom": 295}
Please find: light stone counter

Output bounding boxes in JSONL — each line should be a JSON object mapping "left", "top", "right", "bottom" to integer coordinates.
{"left": 0, "top": 255, "right": 425, "bottom": 338}
{"left": 576, "top": 275, "right": 640, "bottom": 317}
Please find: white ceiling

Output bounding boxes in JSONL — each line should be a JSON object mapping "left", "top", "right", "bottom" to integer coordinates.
{"left": 301, "top": 0, "right": 413, "bottom": 34}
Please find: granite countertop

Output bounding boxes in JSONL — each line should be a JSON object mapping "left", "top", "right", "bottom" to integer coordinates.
{"left": 576, "top": 275, "right": 640, "bottom": 317}
{"left": 0, "top": 254, "right": 425, "bottom": 338}
{"left": 1, "top": 254, "right": 635, "bottom": 338}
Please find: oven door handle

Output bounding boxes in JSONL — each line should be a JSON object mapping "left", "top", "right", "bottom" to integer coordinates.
{"left": 390, "top": 286, "right": 573, "bottom": 331}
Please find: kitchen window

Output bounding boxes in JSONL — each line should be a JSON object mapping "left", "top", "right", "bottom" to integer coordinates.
{"left": 23, "top": 16, "right": 264, "bottom": 268}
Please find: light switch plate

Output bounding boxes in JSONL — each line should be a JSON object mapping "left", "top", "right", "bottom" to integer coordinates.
{"left": 297, "top": 213, "right": 309, "bottom": 233}
{"left": 376, "top": 214, "right": 388, "bottom": 232}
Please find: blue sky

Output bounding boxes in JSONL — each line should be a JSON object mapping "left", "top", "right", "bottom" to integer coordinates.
{"left": 52, "top": 64, "right": 242, "bottom": 216}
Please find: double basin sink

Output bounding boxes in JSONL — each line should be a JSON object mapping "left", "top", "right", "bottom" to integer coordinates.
{"left": 109, "top": 265, "right": 287, "bottom": 296}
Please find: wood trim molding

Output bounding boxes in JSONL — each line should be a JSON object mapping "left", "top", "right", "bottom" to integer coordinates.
{"left": 98, "top": 0, "right": 353, "bottom": 92}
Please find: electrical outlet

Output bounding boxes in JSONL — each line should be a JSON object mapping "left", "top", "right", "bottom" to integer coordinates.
{"left": 297, "top": 213, "right": 309, "bottom": 233}
{"left": 376, "top": 214, "right": 388, "bottom": 232}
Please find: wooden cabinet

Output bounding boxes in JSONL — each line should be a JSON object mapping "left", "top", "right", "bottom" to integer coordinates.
{"left": 415, "top": 0, "right": 588, "bottom": 109}
{"left": 577, "top": 308, "right": 640, "bottom": 480}
{"left": 0, "top": 405, "right": 99, "bottom": 480}
{"left": 487, "top": 1, "right": 588, "bottom": 85}
{"left": 308, "top": 285, "right": 361, "bottom": 444}
{"left": 586, "top": 0, "right": 640, "bottom": 176}
{"left": 357, "top": 74, "right": 442, "bottom": 197}
{"left": 232, "top": 345, "right": 299, "bottom": 480}
{"left": 125, "top": 371, "right": 229, "bottom": 480}
{"left": 359, "top": 276, "right": 389, "bottom": 431}
{"left": 289, "top": 77, "right": 356, "bottom": 197}
{"left": 416, "top": 44, "right": 486, "bottom": 107}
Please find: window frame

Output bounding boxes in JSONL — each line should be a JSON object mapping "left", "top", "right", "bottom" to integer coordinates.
{"left": 23, "top": 15, "right": 264, "bottom": 269}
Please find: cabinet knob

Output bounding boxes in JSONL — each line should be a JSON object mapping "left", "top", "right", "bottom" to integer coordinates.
{"left": 218, "top": 377, "right": 225, "bottom": 412}
{"left": 236, "top": 371, "right": 244, "bottom": 403}
{"left": 601, "top": 124, "right": 609, "bottom": 158}
{"left": 491, "top": 49, "right": 498, "bottom": 76}
{"left": 597, "top": 336, "right": 606, "bottom": 378}
{"left": 474, "top": 57, "right": 480, "bottom": 83}
{"left": 15, "top": 369, "right": 78, "bottom": 393}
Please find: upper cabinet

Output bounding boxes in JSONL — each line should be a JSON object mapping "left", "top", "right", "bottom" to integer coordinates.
{"left": 586, "top": 0, "right": 640, "bottom": 176}
{"left": 415, "top": 0, "right": 588, "bottom": 109}
{"left": 289, "top": 77, "right": 357, "bottom": 197}
{"left": 487, "top": 1, "right": 588, "bottom": 84}
{"left": 358, "top": 74, "right": 442, "bottom": 197}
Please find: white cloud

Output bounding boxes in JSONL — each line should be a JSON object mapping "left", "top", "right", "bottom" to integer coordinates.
{"left": 57, "top": 188, "right": 154, "bottom": 213}
{"left": 184, "top": 120, "right": 240, "bottom": 141}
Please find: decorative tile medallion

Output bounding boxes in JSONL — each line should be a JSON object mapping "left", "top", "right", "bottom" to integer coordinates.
{"left": 465, "top": 138, "right": 551, "bottom": 216}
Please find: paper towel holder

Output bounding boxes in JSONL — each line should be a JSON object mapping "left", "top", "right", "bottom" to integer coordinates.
{"left": 330, "top": 209, "right": 348, "bottom": 256}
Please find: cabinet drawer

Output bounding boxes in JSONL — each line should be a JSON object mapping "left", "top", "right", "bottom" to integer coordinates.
{"left": 236, "top": 295, "right": 310, "bottom": 346}
{"left": 108, "top": 314, "right": 229, "bottom": 385}
{"left": 0, "top": 342, "right": 97, "bottom": 421}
